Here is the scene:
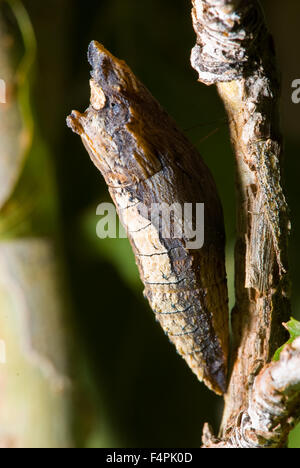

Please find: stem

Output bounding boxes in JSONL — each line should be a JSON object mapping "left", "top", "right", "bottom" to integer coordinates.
{"left": 191, "top": 0, "right": 292, "bottom": 446}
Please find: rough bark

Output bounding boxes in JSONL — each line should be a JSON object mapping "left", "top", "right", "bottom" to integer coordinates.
{"left": 191, "top": 0, "right": 293, "bottom": 447}
{"left": 202, "top": 337, "right": 300, "bottom": 448}
{"left": 67, "top": 41, "right": 229, "bottom": 395}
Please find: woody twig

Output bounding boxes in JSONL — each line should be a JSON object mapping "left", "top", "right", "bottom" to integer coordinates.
{"left": 191, "top": 0, "right": 294, "bottom": 447}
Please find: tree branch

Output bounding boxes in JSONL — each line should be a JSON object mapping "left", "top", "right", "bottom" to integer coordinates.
{"left": 191, "top": 0, "right": 292, "bottom": 447}
{"left": 203, "top": 337, "right": 300, "bottom": 448}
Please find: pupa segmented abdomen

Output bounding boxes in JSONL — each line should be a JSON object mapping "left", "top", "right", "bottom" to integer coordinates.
{"left": 67, "top": 41, "right": 229, "bottom": 394}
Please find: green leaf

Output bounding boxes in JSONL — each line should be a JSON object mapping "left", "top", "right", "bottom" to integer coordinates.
{"left": 273, "top": 318, "right": 300, "bottom": 361}
{"left": 285, "top": 318, "right": 300, "bottom": 340}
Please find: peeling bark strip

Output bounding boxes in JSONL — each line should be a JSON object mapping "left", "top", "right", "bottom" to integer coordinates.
{"left": 191, "top": 0, "right": 292, "bottom": 446}
{"left": 67, "top": 41, "right": 229, "bottom": 394}
{"left": 191, "top": 0, "right": 266, "bottom": 85}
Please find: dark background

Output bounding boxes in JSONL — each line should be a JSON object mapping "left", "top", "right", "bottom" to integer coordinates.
{"left": 22, "top": 0, "right": 300, "bottom": 447}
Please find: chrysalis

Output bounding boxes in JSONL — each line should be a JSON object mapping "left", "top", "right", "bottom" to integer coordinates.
{"left": 67, "top": 42, "right": 229, "bottom": 394}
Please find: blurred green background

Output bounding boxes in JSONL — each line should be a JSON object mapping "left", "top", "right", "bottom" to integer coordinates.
{"left": 4, "top": 0, "right": 300, "bottom": 447}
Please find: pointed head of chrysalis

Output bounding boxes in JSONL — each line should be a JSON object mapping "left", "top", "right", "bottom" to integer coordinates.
{"left": 67, "top": 41, "right": 163, "bottom": 188}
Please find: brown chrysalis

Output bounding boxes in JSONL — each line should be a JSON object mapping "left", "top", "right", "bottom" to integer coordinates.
{"left": 67, "top": 42, "right": 229, "bottom": 394}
